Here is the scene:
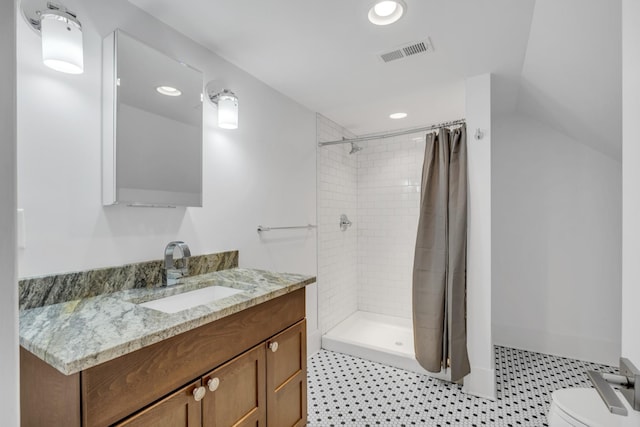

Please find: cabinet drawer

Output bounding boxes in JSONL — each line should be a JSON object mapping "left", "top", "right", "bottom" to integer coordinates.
{"left": 114, "top": 380, "right": 202, "bottom": 427}
{"left": 82, "top": 288, "right": 305, "bottom": 427}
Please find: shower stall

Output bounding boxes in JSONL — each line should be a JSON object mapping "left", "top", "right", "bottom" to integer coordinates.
{"left": 316, "top": 113, "right": 452, "bottom": 381}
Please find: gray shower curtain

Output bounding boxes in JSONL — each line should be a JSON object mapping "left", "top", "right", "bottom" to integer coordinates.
{"left": 412, "top": 125, "right": 470, "bottom": 382}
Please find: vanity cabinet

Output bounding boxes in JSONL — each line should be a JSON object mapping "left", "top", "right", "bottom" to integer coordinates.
{"left": 116, "top": 321, "right": 306, "bottom": 427}
{"left": 200, "top": 320, "right": 307, "bottom": 427}
{"left": 20, "top": 288, "right": 307, "bottom": 427}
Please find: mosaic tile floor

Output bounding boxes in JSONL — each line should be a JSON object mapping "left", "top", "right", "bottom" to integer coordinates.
{"left": 307, "top": 346, "right": 617, "bottom": 426}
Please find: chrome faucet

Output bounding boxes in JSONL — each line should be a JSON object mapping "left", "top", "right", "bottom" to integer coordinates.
{"left": 164, "top": 241, "right": 191, "bottom": 286}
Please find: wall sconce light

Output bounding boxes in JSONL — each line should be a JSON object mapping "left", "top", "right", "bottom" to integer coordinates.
{"left": 206, "top": 83, "right": 238, "bottom": 130}
{"left": 21, "top": 1, "right": 84, "bottom": 74}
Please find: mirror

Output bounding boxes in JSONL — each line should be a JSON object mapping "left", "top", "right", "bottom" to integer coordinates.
{"left": 102, "top": 30, "right": 203, "bottom": 207}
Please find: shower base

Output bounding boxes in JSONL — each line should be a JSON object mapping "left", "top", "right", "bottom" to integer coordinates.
{"left": 322, "top": 311, "right": 450, "bottom": 381}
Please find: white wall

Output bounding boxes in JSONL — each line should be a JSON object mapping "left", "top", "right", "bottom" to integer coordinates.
{"left": 16, "top": 0, "right": 318, "bottom": 350}
{"left": 356, "top": 134, "right": 423, "bottom": 318}
{"left": 492, "top": 114, "right": 622, "bottom": 366}
{"left": 517, "top": 0, "right": 621, "bottom": 160}
{"left": 464, "top": 74, "right": 495, "bottom": 399}
{"left": 622, "top": 0, "right": 640, "bottom": 365}
{"left": 316, "top": 115, "right": 358, "bottom": 335}
{"left": 0, "top": 0, "right": 18, "bottom": 424}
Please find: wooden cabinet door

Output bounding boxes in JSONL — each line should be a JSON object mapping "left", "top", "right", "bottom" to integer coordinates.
{"left": 266, "top": 320, "right": 307, "bottom": 427}
{"left": 114, "top": 380, "right": 203, "bottom": 427}
{"left": 202, "top": 343, "right": 266, "bottom": 427}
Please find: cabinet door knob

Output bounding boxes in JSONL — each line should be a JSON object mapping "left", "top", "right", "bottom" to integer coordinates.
{"left": 207, "top": 377, "right": 220, "bottom": 392}
{"left": 269, "top": 341, "right": 279, "bottom": 352}
{"left": 193, "top": 386, "right": 206, "bottom": 402}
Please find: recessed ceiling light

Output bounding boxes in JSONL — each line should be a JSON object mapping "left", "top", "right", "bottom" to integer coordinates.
{"left": 390, "top": 112, "right": 408, "bottom": 119}
{"left": 368, "top": 0, "right": 406, "bottom": 26}
{"left": 374, "top": 1, "right": 397, "bottom": 17}
{"left": 156, "top": 86, "right": 182, "bottom": 96}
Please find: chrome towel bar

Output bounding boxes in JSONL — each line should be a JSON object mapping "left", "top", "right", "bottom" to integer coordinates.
{"left": 257, "top": 224, "right": 317, "bottom": 233}
{"left": 587, "top": 357, "right": 640, "bottom": 416}
{"left": 587, "top": 370, "right": 628, "bottom": 415}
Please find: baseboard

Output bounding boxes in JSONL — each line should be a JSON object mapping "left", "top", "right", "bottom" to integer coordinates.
{"left": 493, "top": 324, "right": 620, "bottom": 366}
{"left": 307, "top": 329, "right": 322, "bottom": 357}
{"left": 463, "top": 366, "right": 496, "bottom": 400}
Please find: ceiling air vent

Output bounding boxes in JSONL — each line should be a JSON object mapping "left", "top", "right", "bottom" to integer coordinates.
{"left": 380, "top": 50, "right": 404, "bottom": 62}
{"left": 379, "top": 38, "right": 434, "bottom": 63}
{"left": 403, "top": 41, "right": 427, "bottom": 56}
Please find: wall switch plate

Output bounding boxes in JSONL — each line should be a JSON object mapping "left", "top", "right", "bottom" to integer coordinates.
{"left": 17, "top": 208, "right": 25, "bottom": 249}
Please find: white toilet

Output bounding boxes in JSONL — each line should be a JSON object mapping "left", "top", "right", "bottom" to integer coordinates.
{"left": 548, "top": 388, "right": 640, "bottom": 427}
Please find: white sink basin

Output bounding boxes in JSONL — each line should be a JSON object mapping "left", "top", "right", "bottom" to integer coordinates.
{"left": 138, "top": 285, "right": 243, "bottom": 314}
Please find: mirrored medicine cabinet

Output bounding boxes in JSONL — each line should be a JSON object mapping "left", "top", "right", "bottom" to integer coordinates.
{"left": 102, "top": 29, "right": 203, "bottom": 207}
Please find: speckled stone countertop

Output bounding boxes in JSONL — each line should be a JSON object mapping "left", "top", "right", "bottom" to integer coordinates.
{"left": 19, "top": 268, "right": 315, "bottom": 375}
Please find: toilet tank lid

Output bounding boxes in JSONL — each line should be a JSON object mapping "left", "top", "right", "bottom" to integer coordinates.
{"left": 551, "top": 388, "right": 640, "bottom": 427}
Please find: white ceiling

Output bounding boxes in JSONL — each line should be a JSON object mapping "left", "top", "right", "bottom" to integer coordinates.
{"left": 128, "top": 0, "right": 535, "bottom": 135}
{"left": 128, "top": 0, "right": 621, "bottom": 159}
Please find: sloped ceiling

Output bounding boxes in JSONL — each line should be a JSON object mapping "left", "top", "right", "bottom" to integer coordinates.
{"left": 128, "top": 0, "right": 621, "bottom": 159}
{"left": 516, "top": 0, "right": 622, "bottom": 160}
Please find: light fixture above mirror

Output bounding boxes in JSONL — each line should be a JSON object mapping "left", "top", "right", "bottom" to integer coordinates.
{"left": 21, "top": 0, "right": 84, "bottom": 74}
{"left": 206, "top": 82, "right": 239, "bottom": 130}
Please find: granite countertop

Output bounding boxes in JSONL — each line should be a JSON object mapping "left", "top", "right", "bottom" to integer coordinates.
{"left": 19, "top": 268, "right": 315, "bottom": 375}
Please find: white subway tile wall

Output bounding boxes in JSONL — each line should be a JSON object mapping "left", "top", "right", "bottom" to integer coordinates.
{"left": 317, "top": 114, "right": 358, "bottom": 333}
{"left": 318, "top": 112, "right": 428, "bottom": 327}
{"left": 357, "top": 135, "right": 425, "bottom": 318}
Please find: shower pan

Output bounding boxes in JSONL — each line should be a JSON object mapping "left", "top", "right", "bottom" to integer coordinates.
{"left": 322, "top": 311, "right": 450, "bottom": 381}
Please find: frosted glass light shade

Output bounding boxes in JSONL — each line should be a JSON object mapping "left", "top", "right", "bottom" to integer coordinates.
{"left": 40, "top": 12, "right": 83, "bottom": 74}
{"left": 217, "top": 92, "right": 238, "bottom": 129}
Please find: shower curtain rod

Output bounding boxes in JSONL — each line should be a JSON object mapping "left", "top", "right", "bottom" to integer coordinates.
{"left": 317, "top": 119, "right": 466, "bottom": 147}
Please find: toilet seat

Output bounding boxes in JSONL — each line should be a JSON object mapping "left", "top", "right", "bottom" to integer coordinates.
{"left": 548, "top": 388, "right": 640, "bottom": 427}
{"left": 549, "top": 399, "right": 590, "bottom": 426}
